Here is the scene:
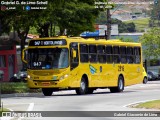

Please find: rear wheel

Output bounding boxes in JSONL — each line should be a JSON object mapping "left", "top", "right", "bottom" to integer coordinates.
{"left": 76, "top": 77, "right": 88, "bottom": 95}
{"left": 42, "top": 88, "right": 53, "bottom": 96}
{"left": 110, "top": 76, "right": 124, "bottom": 93}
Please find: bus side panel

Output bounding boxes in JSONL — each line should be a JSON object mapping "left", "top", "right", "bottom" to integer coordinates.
{"left": 103, "top": 64, "right": 118, "bottom": 87}
{"left": 125, "top": 64, "right": 137, "bottom": 86}
{"left": 68, "top": 66, "right": 85, "bottom": 88}
{"left": 77, "top": 64, "right": 97, "bottom": 87}
{"left": 136, "top": 64, "right": 144, "bottom": 84}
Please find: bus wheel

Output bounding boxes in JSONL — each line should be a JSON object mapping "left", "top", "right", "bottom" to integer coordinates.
{"left": 143, "top": 77, "right": 148, "bottom": 84}
{"left": 42, "top": 88, "right": 53, "bottom": 96}
{"left": 110, "top": 76, "right": 124, "bottom": 93}
{"left": 76, "top": 77, "right": 88, "bottom": 95}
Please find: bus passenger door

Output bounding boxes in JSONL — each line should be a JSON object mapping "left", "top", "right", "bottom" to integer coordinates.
{"left": 70, "top": 43, "right": 79, "bottom": 70}
{"left": 70, "top": 43, "right": 79, "bottom": 86}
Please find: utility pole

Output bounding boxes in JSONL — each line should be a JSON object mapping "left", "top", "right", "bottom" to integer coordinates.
{"left": 106, "top": 9, "right": 111, "bottom": 40}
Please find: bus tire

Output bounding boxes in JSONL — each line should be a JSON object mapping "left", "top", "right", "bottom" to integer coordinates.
{"left": 76, "top": 77, "right": 88, "bottom": 95}
{"left": 42, "top": 88, "right": 53, "bottom": 96}
{"left": 143, "top": 77, "right": 148, "bottom": 84}
{"left": 110, "top": 76, "right": 124, "bottom": 93}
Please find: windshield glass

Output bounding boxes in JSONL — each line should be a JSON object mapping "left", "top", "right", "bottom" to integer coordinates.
{"left": 28, "top": 48, "right": 69, "bottom": 69}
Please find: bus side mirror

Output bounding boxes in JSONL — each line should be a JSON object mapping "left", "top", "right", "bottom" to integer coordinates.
{"left": 72, "top": 50, "right": 77, "bottom": 58}
{"left": 22, "top": 48, "right": 28, "bottom": 63}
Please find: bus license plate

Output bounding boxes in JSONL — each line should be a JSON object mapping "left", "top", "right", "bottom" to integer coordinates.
{"left": 42, "top": 82, "right": 50, "bottom": 86}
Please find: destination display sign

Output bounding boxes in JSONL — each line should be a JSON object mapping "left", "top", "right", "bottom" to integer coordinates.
{"left": 29, "top": 39, "right": 67, "bottom": 46}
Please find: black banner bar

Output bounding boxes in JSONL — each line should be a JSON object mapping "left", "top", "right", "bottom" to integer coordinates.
{"left": 2, "top": 111, "right": 160, "bottom": 117}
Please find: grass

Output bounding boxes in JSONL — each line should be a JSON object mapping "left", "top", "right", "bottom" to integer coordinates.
{"left": 1, "top": 82, "right": 41, "bottom": 94}
{"left": 124, "top": 18, "right": 150, "bottom": 32}
{"left": 135, "top": 100, "right": 160, "bottom": 110}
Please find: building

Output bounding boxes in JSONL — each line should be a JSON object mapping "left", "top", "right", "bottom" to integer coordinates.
{"left": 0, "top": 35, "right": 18, "bottom": 81}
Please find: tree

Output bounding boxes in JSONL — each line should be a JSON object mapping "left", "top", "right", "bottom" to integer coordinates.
{"left": 53, "top": 0, "right": 104, "bottom": 36}
{"left": 149, "top": 0, "right": 160, "bottom": 27}
{"left": 126, "top": 22, "right": 136, "bottom": 32}
{"left": 112, "top": 18, "right": 136, "bottom": 33}
{"left": 118, "top": 37, "right": 134, "bottom": 42}
{"left": 139, "top": 27, "right": 160, "bottom": 59}
{"left": 96, "top": 13, "right": 136, "bottom": 33}
{"left": 0, "top": 0, "right": 58, "bottom": 68}
{"left": 37, "top": 0, "right": 64, "bottom": 37}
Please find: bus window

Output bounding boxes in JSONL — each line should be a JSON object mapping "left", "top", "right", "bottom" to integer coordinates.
{"left": 80, "top": 44, "right": 88, "bottom": 63}
{"left": 80, "top": 44, "right": 88, "bottom": 53}
{"left": 106, "top": 46, "right": 113, "bottom": 63}
{"left": 97, "top": 45, "right": 106, "bottom": 63}
{"left": 89, "top": 45, "right": 97, "bottom": 63}
{"left": 28, "top": 48, "right": 69, "bottom": 69}
{"left": 127, "top": 47, "right": 134, "bottom": 64}
{"left": 113, "top": 46, "right": 120, "bottom": 63}
{"left": 120, "top": 47, "right": 127, "bottom": 63}
{"left": 134, "top": 47, "right": 141, "bottom": 64}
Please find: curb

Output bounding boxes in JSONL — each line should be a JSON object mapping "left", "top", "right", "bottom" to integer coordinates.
{"left": 1, "top": 93, "right": 43, "bottom": 98}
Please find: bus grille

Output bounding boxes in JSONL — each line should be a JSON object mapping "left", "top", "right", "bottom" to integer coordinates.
{"left": 33, "top": 71, "right": 54, "bottom": 76}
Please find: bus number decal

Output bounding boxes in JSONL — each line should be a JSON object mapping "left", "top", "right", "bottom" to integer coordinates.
{"left": 34, "top": 41, "right": 40, "bottom": 46}
{"left": 118, "top": 65, "right": 124, "bottom": 72}
{"left": 33, "top": 62, "right": 42, "bottom": 67}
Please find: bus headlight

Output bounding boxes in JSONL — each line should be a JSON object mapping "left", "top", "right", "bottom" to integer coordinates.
{"left": 60, "top": 74, "right": 69, "bottom": 80}
{"left": 27, "top": 75, "right": 31, "bottom": 79}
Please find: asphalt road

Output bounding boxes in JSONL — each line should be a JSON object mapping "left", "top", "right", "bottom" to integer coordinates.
{"left": 1, "top": 80, "right": 160, "bottom": 120}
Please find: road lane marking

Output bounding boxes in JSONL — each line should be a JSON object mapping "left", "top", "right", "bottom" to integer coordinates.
{"left": 17, "top": 103, "right": 34, "bottom": 120}
{"left": 27, "top": 103, "right": 34, "bottom": 111}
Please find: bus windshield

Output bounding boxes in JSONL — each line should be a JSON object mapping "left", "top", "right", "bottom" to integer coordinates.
{"left": 28, "top": 48, "right": 69, "bottom": 69}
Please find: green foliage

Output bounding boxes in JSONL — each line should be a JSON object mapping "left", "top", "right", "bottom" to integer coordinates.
{"left": 1, "top": 0, "right": 106, "bottom": 38}
{"left": 126, "top": 22, "right": 136, "bottom": 32}
{"left": 139, "top": 27, "right": 160, "bottom": 59}
{"left": 54, "top": 0, "right": 104, "bottom": 36}
{"left": 112, "top": 19, "right": 136, "bottom": 33}
{"left": 1, "top": 82, "right": 41, "bottom": 94}
{"left": 117, "top": 36, "right": 134, "bottom": 42}
{"left": 96, "top": 13, "right": 136, "bottom": 33}
{"left": 135, "top": 100, "right": 160, "bottom": 110}
{"left": 112, "top": 18, "right": 127, "bottom": 32}
{"left": 29, "top": 27, "right": 38, "bottom": 34}
{"left": 149, "top": 0, "right": 160, "bottom": 27}
{"left": 124, "top": 18, "right": 150, "bottom": 32}
{"left": 96, "top": 12, "right": 107, "bottom": 24}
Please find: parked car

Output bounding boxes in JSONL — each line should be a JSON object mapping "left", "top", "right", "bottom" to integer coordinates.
{"left": 10, "top": 69, "right": 27, "bottom": 82}
{"left": 147, "top": 73, "right": 152, "bottom": 81}
{"left": 147, "top": 71, "right": 160, "bottom": 81}
{"left": 142, "top": 68, "right": 148, "bottom": 84}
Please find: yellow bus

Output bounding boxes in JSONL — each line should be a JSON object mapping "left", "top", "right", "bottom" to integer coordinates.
{"left": 22, "top": 36, "right": 143, "bottom": 96}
